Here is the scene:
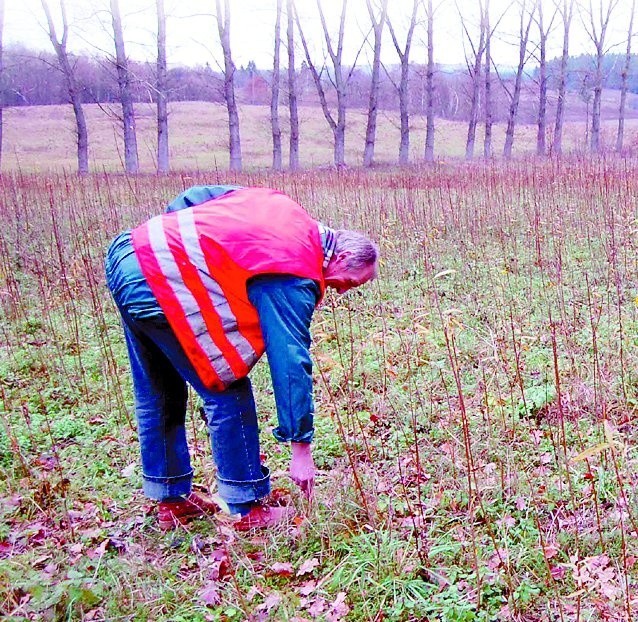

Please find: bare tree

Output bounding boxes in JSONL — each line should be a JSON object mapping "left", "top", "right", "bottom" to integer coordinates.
{"left": 553, "top": 0, "right": 574, "bottom": 155}
{"left": 110, "top": 0, "right": 138, "bottom": 173}
{"left": 424, "top": 0, "right": 435, "bottom": 162}
{"left": 582, "top": 0, "right": 619, "bottom": 153}
{"left": 483, "top": 0, "right": 492, "bottom": 158}
{"left": 535, "top": 0, "right": 557, "bottom": 156}
{"left": 502, "top": 0, "right": 534, "bottom": 159}
{"left": 216, "top": 0, "right": 242, "bottom": 171}
{"left": 156, "top": 0, "right": 168, "bottom": 173}
{"left": 363, "top": 0, "right": 388, "bottom": 168}
{"left": 296, "top": 0, "right": 352, "bottom": 168}
{"left": 41, "top": 0, "right": 89, "bottom": 174}
{"left": 271, "top": 0, "right": 283, "bottom": 170}
{"left": 616, "top": 0, "right": 635, "bottom": 152}
{"left": 287, "top": 0, "right": 299, "bottom": 170}
{"left": 386, "top": 0, "right": 419, "bottom": 165}
{"left": 460, "top": 0, "right": 487, "bottom": 160}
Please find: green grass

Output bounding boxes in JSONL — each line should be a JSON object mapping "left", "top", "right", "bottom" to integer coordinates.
{"left": 2, "top": 160, "right": 638, "bottom": 620}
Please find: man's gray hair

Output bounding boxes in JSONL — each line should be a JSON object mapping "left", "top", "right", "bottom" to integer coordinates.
{"left": 334, "top": 229, "right": 379, "bottom": 271}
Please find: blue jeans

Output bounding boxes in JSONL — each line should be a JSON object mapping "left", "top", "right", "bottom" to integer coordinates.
{"left": 106, "top": 248, "right": 269, "bottom": 507}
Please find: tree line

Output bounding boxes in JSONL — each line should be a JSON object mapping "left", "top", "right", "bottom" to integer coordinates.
{"left": 1, "top": 0, "right": 636, "bottom": 173}
{"left": 9, "top": 44, "right": 636, "bottom": 118}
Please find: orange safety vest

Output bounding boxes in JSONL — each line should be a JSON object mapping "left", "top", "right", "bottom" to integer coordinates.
{"left": 131, "top": 187, "right": 326, "bottom": 390}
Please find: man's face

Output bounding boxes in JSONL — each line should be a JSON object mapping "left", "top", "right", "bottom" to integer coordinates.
{"left": 324, "top": 252, "right": 377, "bottom": 294}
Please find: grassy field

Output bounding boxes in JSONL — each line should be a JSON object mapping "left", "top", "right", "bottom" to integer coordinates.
{"left": 1, "top": 117, "right": 638, "bottom": 620}
{"left": 3, "top": 101, "right": 638, "bottom": 173}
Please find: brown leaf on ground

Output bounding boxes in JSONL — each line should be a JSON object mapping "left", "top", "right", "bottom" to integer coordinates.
{"left": 199, "top": 582, "right": 221, "bottom": 606}
{"left": 270, "top": 561, "right": 293, "bottom": 577}
{"left": 298, "top": 580, "right": 317, "bottom": 596}
{"left": 257, "top": 592, "right": 281, "bottom": 612}
{"left": 297, "top": 557, "right": 320, "bottom": 576}
{"left": 326, "top": 592, "right": 350, "bottom": 621}
{"left": 208, "top": 548, "right": 230, "bottom": 581}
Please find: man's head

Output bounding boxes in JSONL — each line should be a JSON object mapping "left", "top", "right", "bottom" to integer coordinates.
{"left": 323, "top": 230, "right": 379, "bottom": 294}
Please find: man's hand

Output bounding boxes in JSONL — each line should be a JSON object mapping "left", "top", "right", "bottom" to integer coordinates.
{"left": 290, "top": 442, "right": 315, "bottom": 498}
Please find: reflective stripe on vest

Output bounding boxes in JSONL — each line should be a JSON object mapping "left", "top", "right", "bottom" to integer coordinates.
{"left": 175, "top": 209, "right": 258, "bottom": 366}
{"left": 146, "top": 213, "right": 259, "bottom": 386}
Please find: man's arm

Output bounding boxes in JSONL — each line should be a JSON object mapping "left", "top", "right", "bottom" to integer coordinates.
{"left": 247, "top": 275, "right": 319, "bottom": 495}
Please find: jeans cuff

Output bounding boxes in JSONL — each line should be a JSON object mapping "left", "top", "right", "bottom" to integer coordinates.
{"left": 142, "top": 470, "right": 193, "bottom": 501}
{"left": 217, "top": 465, "right": 271, "bottom": 504}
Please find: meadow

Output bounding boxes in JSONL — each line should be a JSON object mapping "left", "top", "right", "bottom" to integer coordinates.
{"left": 1, "top": 104, "right": 638, "bottom": 621}
{"left": 3, "top": 100, "right": 637, "bottom": 173}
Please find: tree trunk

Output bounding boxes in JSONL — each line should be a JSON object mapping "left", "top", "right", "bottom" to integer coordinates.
{"left": 535, "top": 0, "right": 547, "bottom": 156}
{"left": 156, "top": 0, "right": 169, "bottom": 173}
{"left": 483, "top": 0, "right": 492, "bottom": 159}
{"left": 586, "top": 0, "right": 618, "bottom": 153}
{"left": 110, "top": 0, "right": 138, "bottom": 173}
{"left": 616, "top": 0, "right": 635, "bottom": 152}
{"left": 287, "top": 0, "right": 299, "bottom": 170}
{"left": 463, "top": 2, "right": 486, "bottom": 160}
{"left": 41, "top": 0, "right": 89, "bottom": 174}
{"left": 216, "top": 0, "right": 242, "bottom": 171}
{"left": 271, "top": 0, "right": 282, "bottom": 171}
{"left": 387, "top": 0, "right": 418, "bottom": 165}
{"left": 590, "top": 58, "right": 603, "bottom": 152}
{"left": 397, "top": 57, "right": 410, "bottom": 164}
{"left": 503, "top": 0, "right": 533, "bottom": 159}
{"left": 424, "top": 0, "right": 435, "bottom": 162}
{"left": 553, "top": 0, "right": 573, "bottom": 155}
{"left": 296, "top": 0, "right": 349, "bottom": 168}
{"left": 363, "top": 0, "right": 387, "bottom": 168}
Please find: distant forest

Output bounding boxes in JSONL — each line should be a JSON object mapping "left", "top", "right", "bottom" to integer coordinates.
{"left": 3, "top": 44, "right": 637, "bottom": 124}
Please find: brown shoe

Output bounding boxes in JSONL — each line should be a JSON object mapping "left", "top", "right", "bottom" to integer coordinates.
{"left": 157, "top": 492, "right": 220, "bottom": 531}
{"left": 234, "top": 504, "right": 296, "bottom": 532}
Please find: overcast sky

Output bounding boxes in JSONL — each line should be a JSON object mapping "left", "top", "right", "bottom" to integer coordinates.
{"left": 5, "top": 0, "right": 636, "bottom": 71}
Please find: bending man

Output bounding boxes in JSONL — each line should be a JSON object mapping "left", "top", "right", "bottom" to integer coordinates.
{"left": 105, "top": 185, "right": 379, "bottom": 530}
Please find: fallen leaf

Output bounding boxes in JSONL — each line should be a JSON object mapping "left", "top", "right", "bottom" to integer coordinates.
{"left": 543, "top": 542, "right": 560, "bottom": 559}
{"left": 69, "top": 542, "right": 83, "bottom": 555}
{"left": 327, "top": 592, "right": 350, "bottom": 620}
{"left": 551, "top": 565, "right": 567, "bottom": 580}
{"left": 307, "top": 597, "right": 327, "bottom": 617}
{"left": 258, "top": 593, "right": 281, "bottom": 612}
{"left": 270, "top": 562, "right": 293, "bottom": 577}
{"left": 208, "top": 548, "right": 230, "bottom": 580}
{"left": 570, "top": 442, "right": 611, "bottom": 463}
{"left": 121, "top": 463, "right": 137, "bottom": 477}
{"left": 297, "top": 557, "right": 320, "bottom": 576}
{"left": 298, "top": 580, "right": 317, "bottom": 596}
{"left": 34, "top": 455, "right": 59, "bottom": 471}
{"left": 200, "top": 582, "right": 221, "bottom": 606}
{"left": 86, "top": 538, "right": 110, "bottom": 560}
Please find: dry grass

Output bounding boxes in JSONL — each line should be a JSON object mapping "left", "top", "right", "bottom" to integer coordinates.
{"left": 3, "top": 100, "right": 636, "bottom": 174}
